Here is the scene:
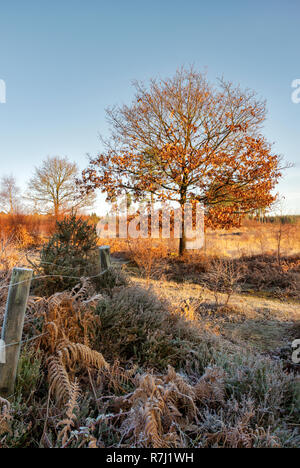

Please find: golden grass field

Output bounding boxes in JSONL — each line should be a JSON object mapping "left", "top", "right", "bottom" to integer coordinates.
{"left": 103, "top": 219, "right": 300, "bottom": 258}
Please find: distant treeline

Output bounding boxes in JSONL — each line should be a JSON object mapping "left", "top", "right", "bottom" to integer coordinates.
{"left": 262, "top": 215, "right": 300, "bottom": 224}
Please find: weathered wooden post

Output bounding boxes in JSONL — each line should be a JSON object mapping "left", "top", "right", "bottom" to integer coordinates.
{"left": 0, "top": 268, "right": 33, "bottom": 398}
{"left": 99, "top": 245, "right": 111, "bottom": 273}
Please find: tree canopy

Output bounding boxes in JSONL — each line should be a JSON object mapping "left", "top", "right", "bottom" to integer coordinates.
{"left": 82, "top": 68, "right": 283, "bottom": 253}
{"left": 28, "top": 156, "right": 95, "bottom": 219}
{"left": 0, "top": 175, "right": 21, "bottom": 214}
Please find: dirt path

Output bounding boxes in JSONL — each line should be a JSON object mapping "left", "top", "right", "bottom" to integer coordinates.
{"left": 132, "top": 277, "right": 300, "bottom": 352}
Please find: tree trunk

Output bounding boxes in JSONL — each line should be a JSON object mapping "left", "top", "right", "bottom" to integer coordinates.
{"left": 178, "top": 180, "right": 188, "bottom": 255}
{"left": 179, "top": 202, "right": 186, "bottom": 256}
{"left": 54, "top": 204, "right": 59, "bottom": 221}
{"left": 179, "top": 233, "right": 186, "bottom": 255}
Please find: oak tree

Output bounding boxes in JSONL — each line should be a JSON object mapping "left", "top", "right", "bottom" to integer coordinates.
{"left": 82, "top": 68, "right": 283, "bottom": 254}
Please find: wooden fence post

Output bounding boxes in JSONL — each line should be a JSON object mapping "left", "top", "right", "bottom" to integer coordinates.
{"left": 99, "top": 246, "right": 111, "bottom": 272}
{"left": 0, "top": 268, "right": 33, "bottom": 398}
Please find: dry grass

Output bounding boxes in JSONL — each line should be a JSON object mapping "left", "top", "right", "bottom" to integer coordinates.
{"left": 133, "top": 276, "right": 300, "bottom": 354}
{"left": 0, "top": 229, "right": 299, "bottom": 448}
{"left": 99, "top": 219, "right": 300, "bottom": 260}
{"left": 99, "top": 220, "right": 300, "bottom": 304}
{"left": 0, "top": 214, "right": 56, "bottom": 248}
{"left": 126, "top": 238, "right": 169, "bottom": 282}
{"left": 204, "top": 221, "right": 300, "bottom": 258}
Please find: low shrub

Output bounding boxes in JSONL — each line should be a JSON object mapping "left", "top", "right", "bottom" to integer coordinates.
{"left": 34, "top": 213, "right": 99, "bottom": 295}
{"left": 1, "top": 278, "right": 299, "bottom": 448}
{"left": 93, "top": 266, "right": 128, "bottom": 295}
{"left": 127, "top": 239, "right": 169, "bottom": 281}
{"left": 96, "top": 285, "right": 219, "bottom": 372}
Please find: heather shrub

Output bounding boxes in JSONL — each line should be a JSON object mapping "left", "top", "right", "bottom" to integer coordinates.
{"left": 15, "top": 346, "right": 43, "bottom": 400}
{"left": 96, "top": 285, "right": 218, "bottom": 371}
{"left": 235, "top": 254, "right": 300, "bottom": 298}
{"left": 94, "top": 283, "right": 299, "bottom": 447}
{"left": 93, "top": 265, "right": 128, "bottom": 295}
{"left": 1, "top": 278, "right": 299, "bottom": 448}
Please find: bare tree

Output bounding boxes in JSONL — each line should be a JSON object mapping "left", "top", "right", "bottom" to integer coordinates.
{"left": 204, "top": 258, "right": 243, "bottom": 307}
{"left": 270, "top": 198, "right": 292, "bottom": 266}
{"left": 27, "top": 156, "right": 95, "bottom": 219}
{"left": 0, "top": 175, "right": 21, "bottom": 214}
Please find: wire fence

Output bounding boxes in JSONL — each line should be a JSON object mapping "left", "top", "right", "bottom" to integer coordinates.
{"left": 0, "top": 268, "right": 109, "bottom": 351}
{"left": 0, "top": 332, "right": 48, "bottom": 350}
{"left": 0, "top": 259, "right": 119, "bottom": 292}
{"left": 0, "top": 271, "right": 109, "bottom": 292}
{"left": 0, "top": 267, "right": 107, "bottom": 355}
{"left": 0, "top": 257, "right": 126, "bottom": 292}
{"left": 0, "top": 247, "right": 115, "bottom": 393}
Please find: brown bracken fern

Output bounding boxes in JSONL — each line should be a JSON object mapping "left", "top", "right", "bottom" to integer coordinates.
{"left": 57, "top": 379, "right": 81, "bottom": 446}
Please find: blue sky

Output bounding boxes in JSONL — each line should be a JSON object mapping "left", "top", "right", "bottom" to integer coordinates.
{"left": 0, "top": 0, "right": 299, "bottom": 214}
